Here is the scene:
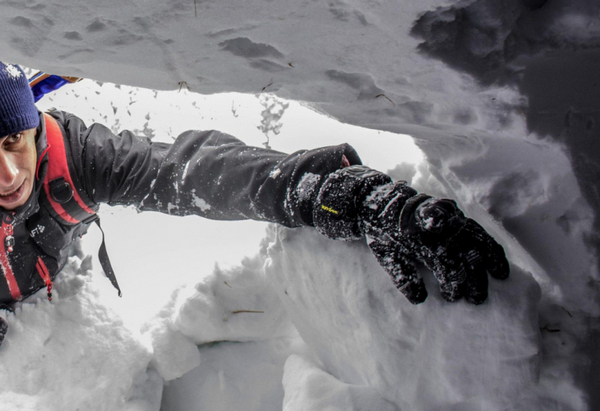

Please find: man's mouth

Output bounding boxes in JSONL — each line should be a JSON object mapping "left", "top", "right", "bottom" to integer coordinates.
{"left": 0, "top": 182, "right": 26, "bottom": 207}
{"left": 0, "top": 185, "right": 21, "bottom": 197}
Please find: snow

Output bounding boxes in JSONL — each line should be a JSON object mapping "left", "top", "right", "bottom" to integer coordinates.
{"left": 266, "top": 226, "right": 544, "bottom": 410}
{"left": 0, "top": 254, "right": 161, "bottom": 411}
{"left": 269, "top": 168, "right": 282, "bottom": 179}
{"left": 3, "top": 64, "right": 22, "bottom": 80}
{"left": 282, "top": 354, "right": 398, "bottom": 411}
{"left": 0, "top": 0, "right": 599, "bottom": 410}
{"left": 295, "top": 173, "right": 321, "bottom": 203}
{"left": 191, "top": 191, "right": 212, "bottom": 212}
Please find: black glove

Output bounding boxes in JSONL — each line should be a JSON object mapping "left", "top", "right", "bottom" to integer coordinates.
{"left": 313, "top": 165, "right": 510, "bottom": 305}
{"left": 0, "top": 317, "right": 7, "bottom": 347}
{"left": 0, "top": 304, "right": 12, "bottom": 348}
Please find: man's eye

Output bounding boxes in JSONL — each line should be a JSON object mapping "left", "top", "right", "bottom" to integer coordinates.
{"left": 6, "top": 133, "right": 22, "bottom": 144}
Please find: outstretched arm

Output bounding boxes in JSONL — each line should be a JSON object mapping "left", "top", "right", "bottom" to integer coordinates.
{"left": 54, "top": 109, "right": 509, "bottom": 305}
{"left": 53, "top": 109, "right": 361, "bottom": 226}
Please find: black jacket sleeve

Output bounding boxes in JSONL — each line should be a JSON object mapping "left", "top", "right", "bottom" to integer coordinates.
{"left": 51, "top": 110, "right": 362, "bottom": 227}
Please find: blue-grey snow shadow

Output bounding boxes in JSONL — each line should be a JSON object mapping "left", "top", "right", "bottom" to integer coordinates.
{"left": 410, "top": 0, "right": 600, "bottom": 255}
{"left": 411, "top": 0, "right": 600, "bottom": 407}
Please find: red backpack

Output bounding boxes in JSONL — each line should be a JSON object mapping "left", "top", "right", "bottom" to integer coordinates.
{"left": 41, "top": 113, "right": 122, "bottom": 298}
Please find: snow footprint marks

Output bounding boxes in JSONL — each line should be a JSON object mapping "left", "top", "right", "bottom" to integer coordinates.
{"left": 219, "top": 37, "right": 291, "bottom": 73}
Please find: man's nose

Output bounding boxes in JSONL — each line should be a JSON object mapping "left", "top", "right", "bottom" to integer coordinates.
{"left": 0, "top": 150, "right": 19, "bottom": 189}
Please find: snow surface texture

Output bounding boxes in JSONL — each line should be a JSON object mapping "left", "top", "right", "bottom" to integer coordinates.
{"left": 0, "top": 252, "right": 162, "bottom": 410}
{"left": 266, "top": 226, "right": 543, "bottom": 410}
{"left": 0, "top": 0, "right": 599, "bottom": 409}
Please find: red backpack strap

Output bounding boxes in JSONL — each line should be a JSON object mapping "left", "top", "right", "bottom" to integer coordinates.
{"left": 41, "top": 113, "right": 122, "bottom": 297}
{"left": 42, "top": 113, "right": 97, "bottom": 225}
{"left": 36, "top": 257, "right": 53, "bottom": 302}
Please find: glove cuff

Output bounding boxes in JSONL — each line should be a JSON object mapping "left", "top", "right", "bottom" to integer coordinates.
{"left": 313, "top": 166, "right": 392, "bottom": 240}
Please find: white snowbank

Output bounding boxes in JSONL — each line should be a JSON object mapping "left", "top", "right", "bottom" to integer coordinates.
{"left": 145, "top": 254, "right": 293, "bottom": 383}
{"left": 161, "top": 335, "right": 303, "bottom": 411}
{"left": 282, "top": 354, "right": 398, "bottom": 411}
{"left": 266, "top": 226, "right": 550, "bottom": 410}
{"left": 0, "top": 253, "right": 162, "bottom": 411}
{"left": 0, "top": 220, "right": 587, "bottom": 411}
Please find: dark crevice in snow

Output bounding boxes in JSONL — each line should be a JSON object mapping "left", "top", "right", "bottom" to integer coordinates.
{"left": 412, "top": 0, "right": 600, "bottom": 406}
{"left": 520, "top": 49, "right": 600, "bottom": 254}
{"left": 411, "top": 0, "right": 600, "bottom": 270}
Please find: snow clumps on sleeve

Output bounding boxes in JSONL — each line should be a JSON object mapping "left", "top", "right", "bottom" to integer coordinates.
{"left": 295, "top": 172, "right": 321, "bottom": 203}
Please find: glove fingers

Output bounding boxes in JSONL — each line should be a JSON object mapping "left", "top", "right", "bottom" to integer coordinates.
{"left": 433, "top": 261, "right": 487, "bottom": 304}
{"left": 0, "top": 316, "right": 8, "bottom": 347}
{"left": 367, "top": 237, "right": 428, "bottom": 304}
{"left": 439, "top": 279, "right": 464, "bottom": 302}
{"left": 430, "top": 239, "right": 493, "bottom": 304}
{"left": 485, "top": 240, "right": 510, "bottom": 280}
{"left": 463, "top": 259, "right": 489, "bottom": 305}
{"left": 464, "top": 219, "right": 510, "bottom": 280}
{"left": 428, "top": 253, "right": 466, "bottom": 302}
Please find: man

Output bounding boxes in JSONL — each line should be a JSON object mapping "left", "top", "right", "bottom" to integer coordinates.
{"left": 0, "top": 62, "right": 509, "bottom": 346}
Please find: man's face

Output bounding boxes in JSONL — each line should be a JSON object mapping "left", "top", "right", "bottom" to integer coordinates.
{"left": 0, "top": 128, "right": 37, "bottom": 210}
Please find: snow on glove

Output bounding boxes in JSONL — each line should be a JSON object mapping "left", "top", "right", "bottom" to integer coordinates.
{"left": 0, "top": 304, "right": 11, "bottom": 348}
{"left": 313, "top": 165, "right": 510, "bottom": 305}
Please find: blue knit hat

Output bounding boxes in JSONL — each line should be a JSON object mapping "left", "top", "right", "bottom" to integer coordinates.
{"left": 0, "top": 62, "right": 39, "bottom": 137}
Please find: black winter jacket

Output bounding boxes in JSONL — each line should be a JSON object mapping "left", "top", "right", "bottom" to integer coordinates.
{"left": 0, "top": 110, "right": 361, "bottom": 305}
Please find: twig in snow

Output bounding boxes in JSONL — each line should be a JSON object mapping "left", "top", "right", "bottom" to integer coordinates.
{"left": 376, "top": 93, "right": 396, "bottom": 106}
{"left": 541, "top": 325, "right": 561, "bottom": 333}
{"left": 262, "top": 81, "right": 273, "bottom": 91}
{"left": 178, "top": 81, "right": 189, "bottom": 92}
{"left": 231, "top": 310, "right": 265, "bottom": 314}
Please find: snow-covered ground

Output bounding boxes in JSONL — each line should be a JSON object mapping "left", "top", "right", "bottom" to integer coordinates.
{"left": 0, "top": 0, "right": 599, "bottom": 410}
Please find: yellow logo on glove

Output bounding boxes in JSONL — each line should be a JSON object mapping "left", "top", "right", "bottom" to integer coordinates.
{"left": 321, "top": 205, "right": 339, "bottom": 215}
